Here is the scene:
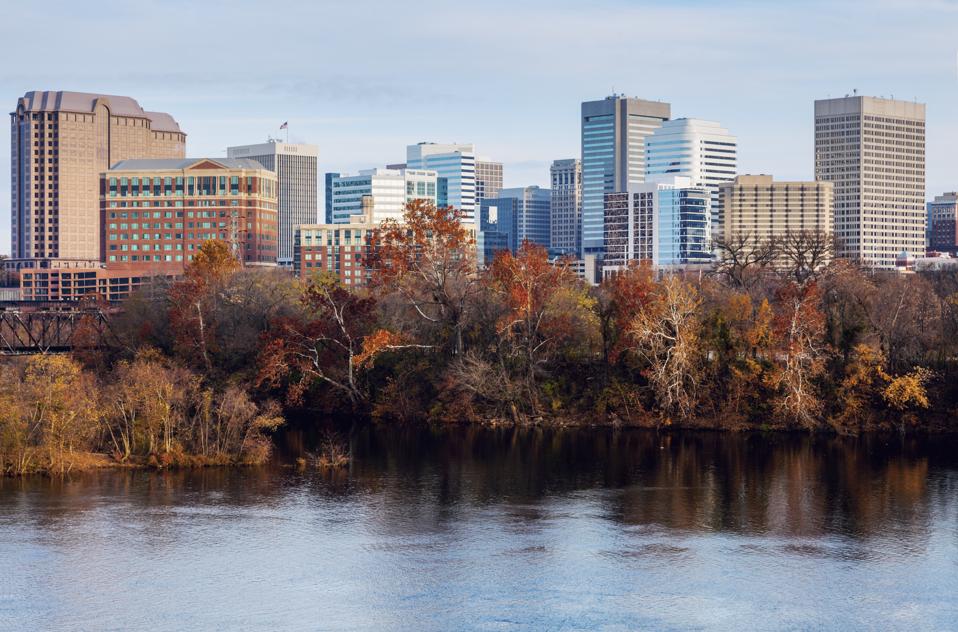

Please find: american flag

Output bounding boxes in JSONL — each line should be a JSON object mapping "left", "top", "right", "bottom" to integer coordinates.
{"left": 279, "top": 121, "right": 288, "bottom": 130}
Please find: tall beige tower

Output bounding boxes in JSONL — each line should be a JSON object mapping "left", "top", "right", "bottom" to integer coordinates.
{"left": 814, "top": 95, "right": 925, "bottom": 268}
{"left": 10, "top": 91, "right": 186, "bottom": 261}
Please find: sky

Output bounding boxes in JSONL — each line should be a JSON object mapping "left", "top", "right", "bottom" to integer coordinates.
{"left": 1, "top": 0, "right": 956, "bottom": 256}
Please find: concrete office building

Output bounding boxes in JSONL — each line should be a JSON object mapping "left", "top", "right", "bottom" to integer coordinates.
{"left": 10, "top": 90, "right": 186, "bottom": 262}
{"left": 645, "top": 118, "right": 737, "bottom": 236}
{"left": 603, "top": 176, "right": 711, "bottom": 274}
{"left": 475, "top": 159, "right": 503, "bottom": 210}
{"left": 406, "top": 142, "right": 476, "bottom": 222}
{"left": 927, "top": 192, "right": 958, "bottom": 255}
{"left": 328, "top": 168, "right": 438, "bottom": 224}
{"left": 815, "top": 95, "right": 926, "bottom": 268}
{"left": 227, "top": 141, "right": 318, "bottom": 266}
{"left": 720, "top": 175, "right": 834, "bottom": 269}
{"left": 581, "top": 95, "right": 670, "bottom": 254}
{"left": 550, "top": 159, "right": 582, "bottom": 256}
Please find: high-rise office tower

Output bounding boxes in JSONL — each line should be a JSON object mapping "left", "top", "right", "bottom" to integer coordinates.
{"left": 815, "top": 96, "right": 926, "bottom": 268}
{"left": 227, "top": 141, "right": 318, "bottom": 266}
{"left": 550, "top": 159, "right": 582, "bottom": 255}
{"left": 581, "top": 96, "right": 670, "bottom": 254}
{"left": 645, "top": 118, "right": 737, "bottom": 236}
{"left": 602, "top": 176, "right": 711, "bottom": 274}
{"left": 324, "top": 172, "right": 340, "bottom": 224}
{"left": 482, "top": 186, "right": 551, "bottom": 253}
{"left": 927, "top": 192, "right": 958, "bottom": 255}
{"left": 475, "top": 159, "right": 503, "bottom": 210}
{"left": 406, "top": 142, "right": 476, "bottom": 222}
{"left": 328, "top": 168, "right": 438, "bottom": 224}
{"left": 10, "top": 91, "right": 186, "bottom": 262}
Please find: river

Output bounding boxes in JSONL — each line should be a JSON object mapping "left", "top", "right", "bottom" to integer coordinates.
{"left": 2, "top": 426, "right": 957, "bottom": 631}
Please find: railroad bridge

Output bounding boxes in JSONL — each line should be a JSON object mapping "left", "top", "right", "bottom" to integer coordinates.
{"left": 0, "top": 301, "right": 117, "bottom": 355}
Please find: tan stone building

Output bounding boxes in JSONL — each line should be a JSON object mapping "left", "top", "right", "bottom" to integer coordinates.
{"left": 814, "top": 96, "right": 925, "bottom": 269}
{"left": 10, "top": 91, "right": 186, "bottom": 262}
{"left": 720, "top": 175, "right": 834, "bottom": 243}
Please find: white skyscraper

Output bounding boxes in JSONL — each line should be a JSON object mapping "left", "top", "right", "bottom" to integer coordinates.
{"left": 644, "top": 119, "right": 736, "bottom": 236}
{"left": 406, "top": 142, "right": 477, "bottom": 222}
{"left": 227, "top": 140, "right": 318, "bottom": 266}
{"left": 328, "top": 168, "right": 438, "bottom": 224}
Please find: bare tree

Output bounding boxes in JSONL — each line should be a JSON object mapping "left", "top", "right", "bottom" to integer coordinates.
{"left": 711, "top": 232, "right": 778, "bottom": 290}
{"left": 777, "top": 228, "right": 836, "bottom": 286}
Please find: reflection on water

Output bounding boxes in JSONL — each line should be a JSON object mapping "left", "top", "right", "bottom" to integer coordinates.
{"left": 1, "top": 427, "right": 956, "bottom": 631}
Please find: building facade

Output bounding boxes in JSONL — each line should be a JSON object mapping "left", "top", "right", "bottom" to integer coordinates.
{"left": 100, "top": 158, "right": 278, "bottom": 273}
{"left": 603, "top": 176, "right": 711, "bottom": 274}
{"left": 406, "top": 142, "right": 476, "bottom": 222}
{"left": 581, "top": 96, "right": 670, "bottom": 254}
{"left": 550, "top": 158, "right": 582, "bottom": 256}
{"left": 10, "top": 91, "right": 186, "bottom": 262}
{"left": 294, "top": 209, "right": 378, "bottom": 288}
{"left": 720, "top": 175, "right": 834, "bottom": 243}
{"left": 475, "top": 159, "right": 503, "bottom": 212}
{"left": 927, "top": 192, "right": 958, "bottom": 255}
{"left": 324, "top": 172, "right": 340, "bottom": 224}
{"left": 815, "top": 96, "right": 926, "bottom": 268}
{"left": 227, "top": 141, "right": 318, "bottom": 266}
{"left": 645, "top": 118, "right": 737, "bottom": 236}
{"left": 328, "top": 168, "right": 438, "bottom": 224}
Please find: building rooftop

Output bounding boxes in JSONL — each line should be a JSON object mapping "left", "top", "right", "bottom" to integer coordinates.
{"left": 15, "top": 90, "right": 184, "bottom": 133}
{"left": 109, "top": 158, "right": 267, "bottom": 171}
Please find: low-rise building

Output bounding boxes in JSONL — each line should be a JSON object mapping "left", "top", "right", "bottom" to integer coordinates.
{"left": 294, "top": 207, "right": 377, "bottom": 288}
{"left": 328, "top": 168, "right": 438, "bottom": 224}
{"left": 603, "top": 176, "right": 711, "bottom": 276}
{"left": 101, "top": 158, "right": 279, "bottom": 273}
{"left": 927, "top": 192, "right": 958, "bottom": 255}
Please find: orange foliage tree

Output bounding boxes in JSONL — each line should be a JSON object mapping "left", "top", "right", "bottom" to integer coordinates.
{"left": 168, "top": 239, "right": 241, "bottom": 372}
{"left": 486, "top": 242, "right": 593, "bottom": 414}
{"left": 259, "top": 272, "right": 429, "bottom": 407}
{"left": 766, "top": 281, "right": 829, "bottom": 429}
{"left": 369, "top": 199, "right": 478, "bottom": 356}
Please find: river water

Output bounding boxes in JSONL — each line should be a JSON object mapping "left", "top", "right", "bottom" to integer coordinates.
{"left": 1, "top": 427, "right": 957, "bottom": 631}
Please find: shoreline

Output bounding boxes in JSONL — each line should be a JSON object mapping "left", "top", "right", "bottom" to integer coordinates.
{"left": 6, "top": 417, "right": 957, "bottom": 477}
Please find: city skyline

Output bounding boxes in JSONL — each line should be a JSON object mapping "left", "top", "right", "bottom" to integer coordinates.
{"left": 1, "top": 0, "right": 956, "bottom": 256}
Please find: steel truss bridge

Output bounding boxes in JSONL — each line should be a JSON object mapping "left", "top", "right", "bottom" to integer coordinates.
{"left": 0, "top": 302, "right": 117, "bottom": 355}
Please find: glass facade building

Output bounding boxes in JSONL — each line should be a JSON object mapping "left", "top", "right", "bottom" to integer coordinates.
{"left": 645, "top": 119, "right": 736, "bottom": 237}
{"left": 603, "top": 176, "right": 711, "bottom": 274}
{"left": 581, "top": 96, "right": 670, "bottom": 255}
{"left": 406, "top": 143, "right": 476, "bottom": 223}
{"left": 328, "top": 168, "right": 437, "bottom": 224}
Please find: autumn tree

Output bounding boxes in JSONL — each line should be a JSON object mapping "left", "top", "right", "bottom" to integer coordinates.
{"left": 485, "top": 242, "right": 595, "bottom": 415}
{"left": 370, "top": 199, "right": 479, "bottom": 356}
{"left": 766, "top": 282, "right": 829, "bottom": 429}
{"left": 259, "top": 272, "right": 428, "bottom": 408}
{"left": 168, "top": 239, "right": 241, "bottom": 373}
{"left": 628, "top": 275, "right": 704, "bottom": 421}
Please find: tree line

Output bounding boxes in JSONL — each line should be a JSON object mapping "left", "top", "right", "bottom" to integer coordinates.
{"left": 3, "top": 200, "right": 957, "bottom": 473}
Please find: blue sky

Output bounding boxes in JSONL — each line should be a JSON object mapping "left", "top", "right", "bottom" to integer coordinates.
{"left": 1, "top": 0, "right": 956, "bottom": 255}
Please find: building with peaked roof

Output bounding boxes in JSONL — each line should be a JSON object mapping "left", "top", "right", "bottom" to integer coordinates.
{"left": 10, "top": 91, "right": 187, "bottom": 263}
